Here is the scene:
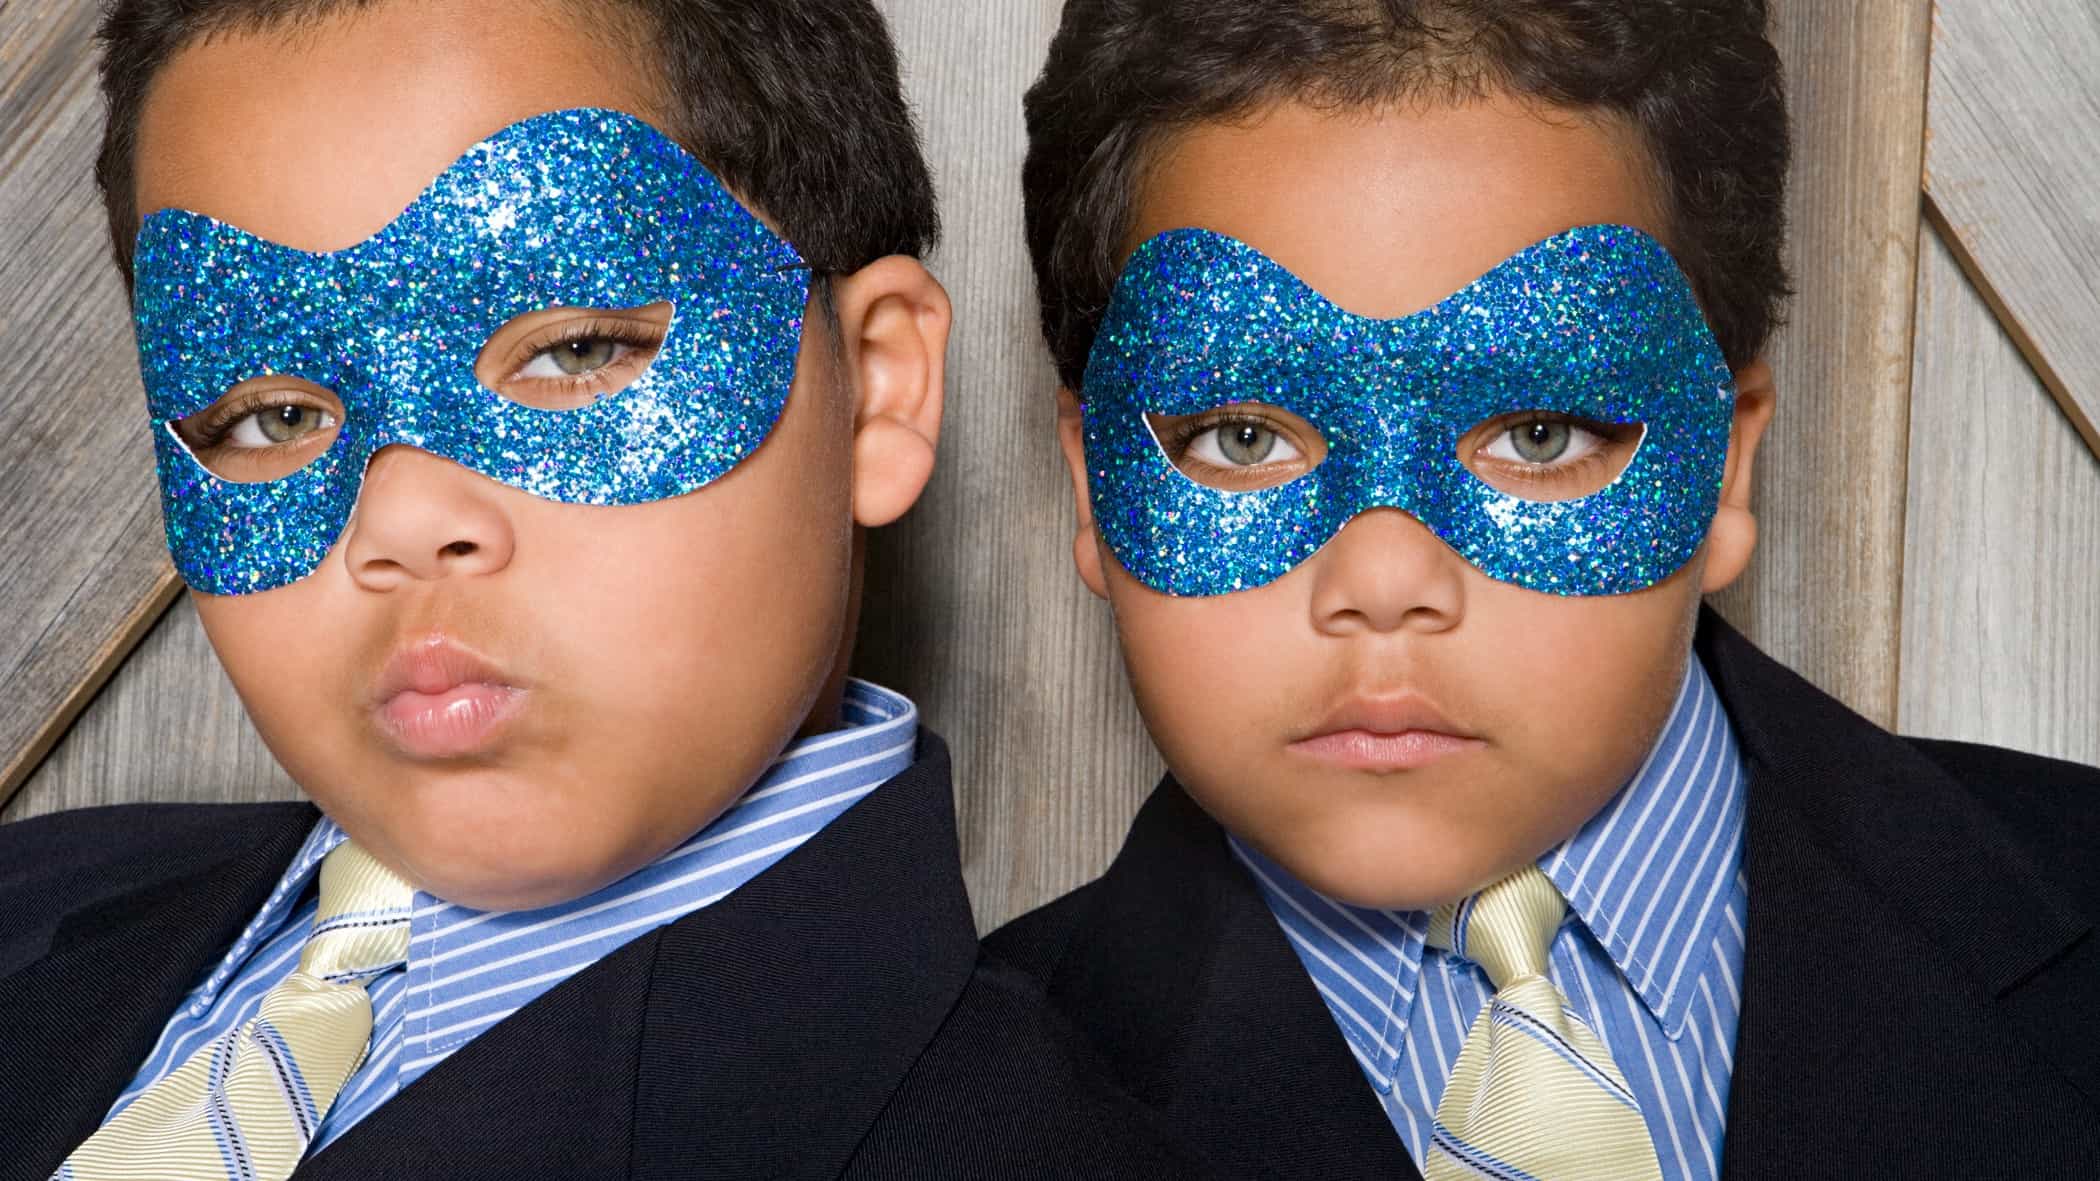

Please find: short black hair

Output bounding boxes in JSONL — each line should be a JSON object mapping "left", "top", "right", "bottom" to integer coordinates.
{"left": 94, "top": 0, "right": 938, "bottom": 282}
{"left": 1024, "top": 0, "right": 1790, "bottom": 390}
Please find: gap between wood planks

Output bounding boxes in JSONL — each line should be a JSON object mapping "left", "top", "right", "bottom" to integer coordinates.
{"left": 0, "top": 568, "right": 179, "bottom": 810}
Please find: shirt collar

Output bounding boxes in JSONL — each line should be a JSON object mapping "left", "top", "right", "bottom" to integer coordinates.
{"left": 190, "top": 678, "right": 917, "bottom": 1014}
{"left": 1539, "top": 655, "right": 1745, "bottom": 1037}
{"left": 1234, "top": 654, "right": 1745, "bottom": 1090}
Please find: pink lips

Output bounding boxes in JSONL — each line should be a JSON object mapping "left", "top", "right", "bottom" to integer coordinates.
{"left": 1287, "top": 694, "right": 1485, "bottom": 772}
{"left": 371, "top": 636, "right": 525, "bottom": 758}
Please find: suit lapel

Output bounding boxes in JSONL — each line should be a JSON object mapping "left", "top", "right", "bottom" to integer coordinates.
{"left": 293, "top": 930, "right": 649, "bottom": 1178}
{"left": 1047, "top": 783, "right": 1418, "bottom": 1181}
{"left": 628, "top": 735, "right": 979, "bottom": 1179}
{"left": 1700, "top": 610, "right": 2100, "bottom": 1178}
{"left": 0, "top": 805, "right": 318, "bottom": 1175}
{"left": 297, "top": 734, "right": 981, "bottom": 1180}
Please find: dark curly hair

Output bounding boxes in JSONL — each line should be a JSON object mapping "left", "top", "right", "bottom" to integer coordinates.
{"left": 1024, "top": 0, "right": 1791, "bottom": 390}
{"left": 93, "top": 0, "right": 938, "bottom": 284}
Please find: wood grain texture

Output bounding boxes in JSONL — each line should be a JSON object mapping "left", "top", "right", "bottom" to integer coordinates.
{"left": 1925, "top": 0, "right": 2100, "bottom": 461}
{"left": 2, "top": 596, "right": 300, "bottom": 823}
{"left": 1898, "top": 223, "right": 2100, "bottom": 765}
{"left": 1705, "top": 0, "right": 1933, "bottom": 730}
{"left": 0, "top": 0, "right": 185, "bottom": 810}
{"left": 865, "top": 0, "right": 1162, "bottom": 930}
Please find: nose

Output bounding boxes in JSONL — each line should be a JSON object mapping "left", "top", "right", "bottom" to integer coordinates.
{"left": 339, "top": 444, "right": 518, "bottom": 591}
{"left": 1306, "top": 508, "right": 1467, "bottom": 636}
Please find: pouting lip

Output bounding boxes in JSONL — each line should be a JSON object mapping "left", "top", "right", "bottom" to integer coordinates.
{"left": 1290, "top": 691, "right": 1480, "bottom": 743}
{"left": 369, "top": 634, "right": 521, "bottom": 708}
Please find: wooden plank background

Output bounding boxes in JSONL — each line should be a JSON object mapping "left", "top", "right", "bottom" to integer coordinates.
{"left": 0, "top": 0, "right": 181, "bottom": 805}
{"left": 4, "top": 0, "right": 2093, "bottom": 932}
{"left": 1925, "top": 0, "right": 2100, "bottom": 458}
{"left": 1703, "top": 0, "right": 1934, "bottom": 738}
{"left": 1899, "top": 224, "right": 2100, "bottom": 766}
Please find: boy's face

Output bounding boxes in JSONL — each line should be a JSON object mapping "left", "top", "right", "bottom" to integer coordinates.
{"left": 135, "top": 0, "right": 947, "bottom": 910}
{"left": 1059, "top": 96, "right": 1775, "bottom": 911}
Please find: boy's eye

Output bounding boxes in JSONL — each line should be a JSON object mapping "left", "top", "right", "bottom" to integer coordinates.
{"left": 1484, "top": 419, "right": 1591, "bottom": 466}
{"left": 172, "top": 380, "right": 347, "bottom": 484}
{"left": 478, "top": 301, "right": 673, "bottom": 410}
{"left": 1462, "top": 413, "right": 1643, "bottom": 503}
{"left": 1148, "top": 403, "right": 1328, "bottom": 492}
{"left": 1190, "top": 422, "right": 1300, "bottom": 468}
{"left": 518, "top": 336, "right": 632, "bottom": 380}
{"left": 238, "top": 403, "right": 338, "bottom": 447}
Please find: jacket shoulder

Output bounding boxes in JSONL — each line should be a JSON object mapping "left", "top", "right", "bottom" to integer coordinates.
{"left": 849, "top": 953, "right": 1216, "bottom": 1178}
{"left": 0, "top": 802, "right": 314, "bottom": 962}
{"left": 1906, "top": 737, "right": 2100, "bottom": 900}
{"left": 981, "top": 880, "right": 1100, "bottom": 986}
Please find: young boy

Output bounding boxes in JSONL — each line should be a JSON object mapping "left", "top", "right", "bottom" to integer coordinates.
{"left": 991, "top": 2, "right": 2100, "bottom": 1178}
{"left": 0, "top": 1, "right": 1207, "bottom": 1176}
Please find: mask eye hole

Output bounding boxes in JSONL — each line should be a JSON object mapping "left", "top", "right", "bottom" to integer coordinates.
{"left": 475, "top": 302, "right": 673, "bottom": 411}
{"left": 1458, "top": 412, "right": 1645, "bottom": 502}
{"left": 170, "top": 377, "right": 346, "bottom": 483}
{"left": 1145, "top": 403, "right": 1329, "bottom": 493}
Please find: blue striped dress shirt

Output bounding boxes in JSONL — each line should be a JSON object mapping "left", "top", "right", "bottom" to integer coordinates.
{"left": 104, "top": 678, "right": 918, "bottom": 1155}
{"left": 1236, "top": 657, "right": 1746, "bottom": 1181}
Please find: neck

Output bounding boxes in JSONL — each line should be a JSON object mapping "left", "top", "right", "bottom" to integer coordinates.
{"left": 795, "top": 529, "right": 865, "bottom": 740}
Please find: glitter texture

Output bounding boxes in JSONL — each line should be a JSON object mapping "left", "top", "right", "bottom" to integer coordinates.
{"left": 1081, "top": 224, "right": 1736, "bottom": 598}
{"left": 134, "top": 107, "right": 810, "bottom": 595}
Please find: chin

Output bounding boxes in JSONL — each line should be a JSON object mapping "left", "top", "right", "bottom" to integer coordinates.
{"left": 414, "top": 859, "right": 627, "bottom": 913}
{"left": 1258, "top": 809, "right": 1520, "bottom": 913}
{"left": 392, "top": 820, "right": 653, "bottom": 912}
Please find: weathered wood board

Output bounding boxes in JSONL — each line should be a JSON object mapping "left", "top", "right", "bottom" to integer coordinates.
{"left": 1898, "top": 223, "right": 2100, "bottom": 766}
{"left": 0, "top": 1, "right": 183, "bottom": 809}
{"left": 1925, "top": 0, "right": 2100, "bottom": 461}
{"left": 1704, "top": 0, "right": 1932, "bottom": 733}
{"left": 2, "top": 595, "right": 298, "bottom": 823}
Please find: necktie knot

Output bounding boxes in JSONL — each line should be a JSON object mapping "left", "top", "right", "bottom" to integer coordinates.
{"left": 300, "top": 842, "right": 414, "bottom": 985}
{"left": 1427, "top": 864, "right": 1566, "bottom": 991}
{"left": 1423, "top": 864, "right": 1662, "bottom": 1181}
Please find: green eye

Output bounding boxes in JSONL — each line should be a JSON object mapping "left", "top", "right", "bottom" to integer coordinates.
{"left": 1215, "top": 423, "right": 1279, "bottom": 466}
{"left": 547, "top": 338, "right": 620, "bottom": 376}
{"left": 1509, "top": 420, "right": 1572, "bottom": 464}
{"left": 255, "top": 404, "right": 330, "bottom": 444}
{"left": 1149, "top": 403, "right": 1323, "bottom": 492}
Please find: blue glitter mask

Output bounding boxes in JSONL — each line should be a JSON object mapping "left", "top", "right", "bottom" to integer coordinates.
{"left": 134, "top": 107, "right": 810, "bottom": 595}
{"left": 1080, "top": 224, "right": 1737, "bottom": 597}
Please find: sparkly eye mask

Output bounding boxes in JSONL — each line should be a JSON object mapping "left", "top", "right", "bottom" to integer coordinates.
{"left": 134, "top": 107, "right": 810, "bottom": 595}
{"left": 1080, "top": 224, "right": 1736, "bottom": 598}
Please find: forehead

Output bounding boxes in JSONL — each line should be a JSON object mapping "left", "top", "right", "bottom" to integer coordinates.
{"left": 1127, "top": 94, "right": 1669, "bottom": 321}
{"left": 133, "top": 0, "right": 660, "bottom": 252}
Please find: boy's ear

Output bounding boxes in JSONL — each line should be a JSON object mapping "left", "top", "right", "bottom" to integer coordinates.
{"left": 1700, "top": 355, "right": 1778, "bottom": 594}
{"left": 830, "top": 256, "right": 951, "bottom": 527}
{"left": 1055, "top": 388, "right": 1109, "bottom": 599}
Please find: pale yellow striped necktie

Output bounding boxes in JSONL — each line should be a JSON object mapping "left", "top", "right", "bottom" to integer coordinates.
{"left": 1423, "top": 866, "right": 1663, "bottom": 1181}
{"left": 59, "top": 842, "right": 414, "bottom": 1181}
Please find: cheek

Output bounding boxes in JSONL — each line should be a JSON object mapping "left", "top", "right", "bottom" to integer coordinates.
{"left": 1466, "top": 574, "right": 1697, "bottom": 778}
{"left": 1106, "top": 570, "right": 1307, "bottom": 768}
{"left": 192, "top": 583, "right": 365, "bottom": 777}
{"left": 533, "top": 460, "right": 851, "bottom": 701}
